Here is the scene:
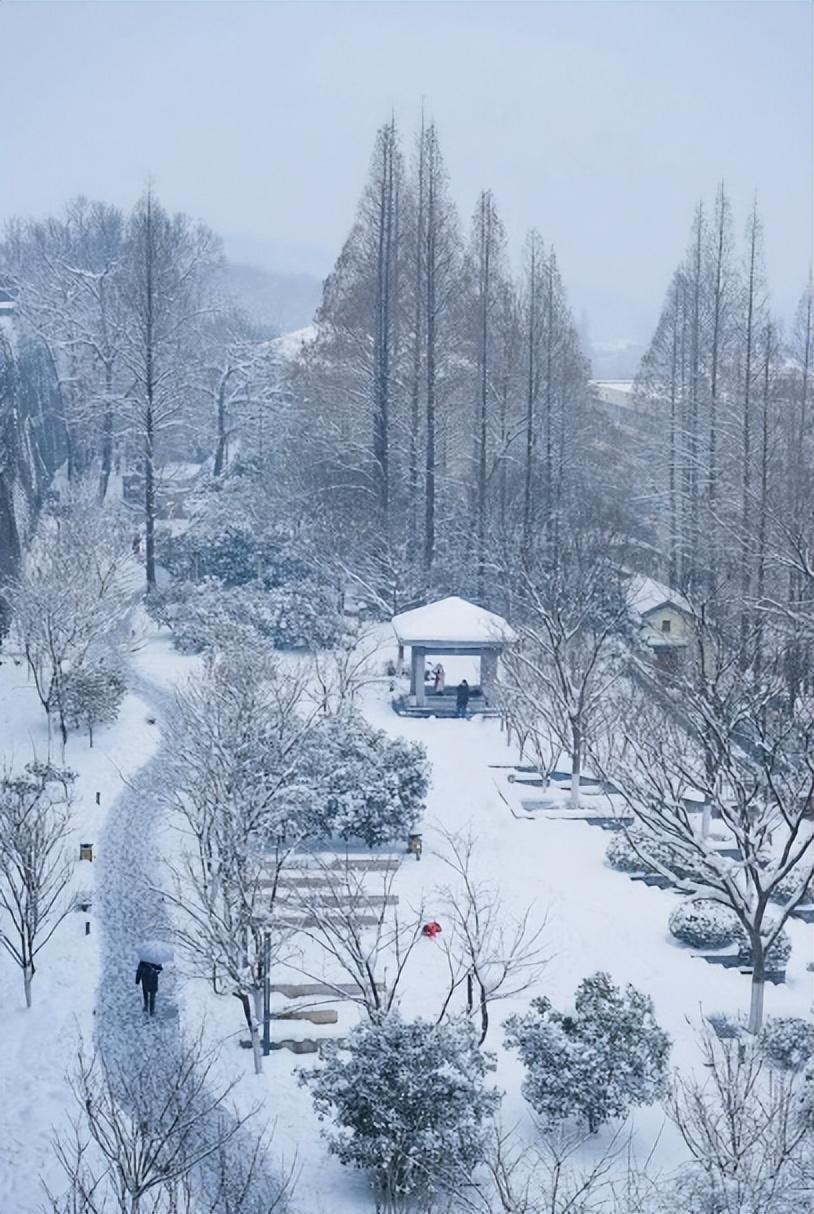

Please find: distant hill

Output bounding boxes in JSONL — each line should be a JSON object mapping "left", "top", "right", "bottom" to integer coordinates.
{"left": 589, "top": 339, "right": 645, "bottom": 381}
{"left": 223, "top": 262, "right": 323, "bottom": 334}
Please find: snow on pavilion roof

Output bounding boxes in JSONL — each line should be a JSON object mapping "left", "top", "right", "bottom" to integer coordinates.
{"left": 391, "top": 596, "right": 516, "bottom": 647}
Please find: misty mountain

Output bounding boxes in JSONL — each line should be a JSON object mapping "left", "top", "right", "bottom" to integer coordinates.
{"left": 223, "top": 261, "right": 323, "bottom": 334}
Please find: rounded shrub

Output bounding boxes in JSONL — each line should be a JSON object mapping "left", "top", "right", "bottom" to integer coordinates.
{"left": 768, "top": 870, "right": 814, "bottom": 907}
{"left": 605, "top": 832, "right": 648, "bottom": 874}
{"left": 668, "top": 900, "right": 740, "bottom": 950}
{"left": 758, "top": 1017, "right": 814, "bottom": 1071}
{"left": 735, "top": 926, "right": 792, "bottom": 970}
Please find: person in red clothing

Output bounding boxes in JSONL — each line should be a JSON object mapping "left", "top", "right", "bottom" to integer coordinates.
{"left": 422, "top": 920, "right": 442, "bottom": 939}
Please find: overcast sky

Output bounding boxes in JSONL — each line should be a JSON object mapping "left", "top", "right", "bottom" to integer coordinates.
{"left": 2, "top": 0, "right": 812, "bottom": 343}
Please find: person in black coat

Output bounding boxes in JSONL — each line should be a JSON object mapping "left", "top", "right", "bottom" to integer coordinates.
{"left": 455, "top": 679, "right": 470, "bottom": 718}
{"left": 135, "top": 960, "right": 162, "bottom": 1015}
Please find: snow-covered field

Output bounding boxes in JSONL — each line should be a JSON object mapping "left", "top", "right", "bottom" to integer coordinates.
{"left": 0, "top": 620, "right": 811, "bottom": 1214}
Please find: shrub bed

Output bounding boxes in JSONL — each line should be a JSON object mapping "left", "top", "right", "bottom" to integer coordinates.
{"left": 758, "top": 1017, "right": 814, "bottom": 1071}
{"left": 668, "top": 900, "right": 741, "bottom": 950}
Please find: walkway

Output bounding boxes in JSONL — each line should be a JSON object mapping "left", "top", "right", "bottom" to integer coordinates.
{"left": 95, "top": 661, "right": 291, "bottom": 1212}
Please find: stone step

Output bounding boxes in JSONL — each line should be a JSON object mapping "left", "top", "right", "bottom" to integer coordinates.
{"left": 695, "top": 954, "right": 786, "bottom": 984}
{"left": 272, "top": 1009, "right": 338, "bottom": 1025}
{"left": 265, "top": 889, "right": 399, "bottom": 908}
{"left": 275, "top": 914, "right": 382, "bottom": 929}
{"left": 582, "top": 817, "right": 635, "bottom": 831}
{"left": 629, "top": 873, "right": 675, "bottom": 889}
{"left": 270, "top": 1037, "right": 348, "bottom": 1055}
{"left": 271, "top": 982, "right": 374, "bottom": 998}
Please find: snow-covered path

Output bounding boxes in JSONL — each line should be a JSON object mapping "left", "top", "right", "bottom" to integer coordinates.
{"left": 94, "top": 653, "right": 291, "bottom": 1212}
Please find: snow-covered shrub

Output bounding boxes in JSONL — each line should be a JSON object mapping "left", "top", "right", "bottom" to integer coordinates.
{"left": 604, "top": 829, "right": 704, "bottom": 881}
{"left": 302, "top": 1014, "right": 499, "bottom": 1209}
{"left": 306, "top": 714, "right": 429, "bottom": 845}
{"left": 705, "top": 1012, "right": 743, "bottom": 1040}
{"left": 758, "top": 1017, "right": 814, "bottom": 1072}
{"left": 768, "top": 868, "right": 814, "bottom": 907}
{"left": 735, "top": 926, "right": 792, "bottom": 970}
{"left": 60, "top": 663, "right": 126, "bottom": 746}
{"left": 160, "top": 507, "right": 318, "bottom": 590}
{"left": 504, "top": 971, "right": 670, "bottom": 1133}
{"left": 668, "top": 900, "right": 741, "bottom": 950}
{"left": 604, "top": 831, "right": 645, "bottom": 873}
{"left": 152, "top": 578, "right": 342, "bottom": 654}
{"left": 261, "top": 579, "right": 341, "bottom": 649}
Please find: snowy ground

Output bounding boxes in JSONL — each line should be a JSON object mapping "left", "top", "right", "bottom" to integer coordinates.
{"left": 0, "top": 644, "right": 160, "bottom": 1213}
{"left": 167, "top": 628, "right": 814, "bottom": 1212}
{"left": 1, "top": 620, "right": 811, "bottom": 1214}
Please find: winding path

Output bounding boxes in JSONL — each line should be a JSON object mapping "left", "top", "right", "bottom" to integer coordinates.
{"left": 95, "top": 662, "right": 290, "bottom": 1212}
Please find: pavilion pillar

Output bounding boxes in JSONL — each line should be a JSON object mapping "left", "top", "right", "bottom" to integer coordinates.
{"left": 411, "top": 646, "right": 426, "bottom": 706}
{"left": 480, "top": 648, "right": 498, "bottom": 704}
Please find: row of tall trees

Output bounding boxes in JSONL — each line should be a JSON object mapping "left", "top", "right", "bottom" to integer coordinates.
{"left": 0, "top": 191, "right": 278, "bottom": 592}
{"left": 288, "top": 115, "right": 595, "bottom": 613}
{"left": 634, "top": 185, "right": 814, "bottom": 675}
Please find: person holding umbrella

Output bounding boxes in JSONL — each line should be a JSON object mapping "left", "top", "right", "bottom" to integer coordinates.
{"left": 135, "top": 940, "right": 172, "bottom": 1016}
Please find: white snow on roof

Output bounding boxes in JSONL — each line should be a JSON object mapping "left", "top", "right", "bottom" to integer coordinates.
{"left": 627, "top": 574, "right": 690, "bottom": 618}
{"left": 392, "top": 595, "right": 516, "bottom": 646}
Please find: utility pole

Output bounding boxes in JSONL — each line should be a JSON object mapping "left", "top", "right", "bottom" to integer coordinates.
{"left": 262, "top": 929, "right": 271, "bottom": 1056}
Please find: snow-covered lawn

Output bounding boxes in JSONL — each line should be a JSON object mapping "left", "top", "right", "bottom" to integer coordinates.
{"left": 1, "top": 620, "right": 810, "bottom": 1214}
{"left": 0, "top": 650, "right": 161, "bottom": 1214}
{"left": 168, "top": 631, "right": 814, "bottom": 1212}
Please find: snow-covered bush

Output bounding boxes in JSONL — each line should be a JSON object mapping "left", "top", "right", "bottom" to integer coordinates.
{"left": 768, "top": 868, "right": 814, "bottom": 907}
{"left": 306, "top": 714, "right": 429, "bottom": 845}
{"left": 504, "top": 971, "right": 670, "bottom": 1133}
{"left": 302, "top": 1014, "right": 500, "bottom": 1209}
{"left": 758, "top": 1017, "right": 814, "bottom": 1072}
{"left": 604, "top": 829, "right": 703, "bottom": 881}
{"left": 151, "top": 578, "right": 342, "bottom": 654}
{"left": 261, "top": 579, "right": 341, "bottom": 649}
{"left": 705, "top": 1012, "right": 743, "bottom": 1040}
{"left": 736, "top": 925, "right": 792, "bottom": 970}
{"left": 668, "top": 900, "right": 741, "bottom": 950}
{"left": 60, "top": 663, "right": 126, "bottom": 746}
{"left": 161, "top": 514, "right": 318, "bottom": 590}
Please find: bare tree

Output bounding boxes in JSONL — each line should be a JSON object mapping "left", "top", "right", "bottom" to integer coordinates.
{"left": 600, "top": 636, "right": 814, "bottom": 1032}
{"left": 666, "top": 1025, "right": 812, "bottom": 1214}
{"left": 440, "top": 1120, "right": 636, "bottom": 1214}
{"left": 0, "top": 761, "right": 75, "bottom": 1007}
{"left": 499, "top": 551, "right": 629, "bottom": 809}
{"left": 435, "top": 829, "right": 548, "bottom": 1044}
{"left": 161, "top": 649, "right": 318, "bottom": 1071}
{"left": 119, "top": 188, "right": 220, "bottom": 589}
{"left": 43, "top": 1036, "right": 277, "bottom": 1214}
{"left": 287, "top": 854, "right": 425, "bottom": 1021}
{"left": 307, "top": 622, "right": 385, "bottom": 717}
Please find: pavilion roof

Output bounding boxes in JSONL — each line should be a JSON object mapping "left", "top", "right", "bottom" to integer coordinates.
{"left": 391, "top": 596, "right": 516, "bottom": 647}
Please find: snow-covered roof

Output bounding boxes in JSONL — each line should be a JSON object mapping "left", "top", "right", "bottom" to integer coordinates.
{"left": 392, "top": 596, "right": 516, "bottom": 647}
{"left": 627, "top": 574, "right": 690, "bottom": 619}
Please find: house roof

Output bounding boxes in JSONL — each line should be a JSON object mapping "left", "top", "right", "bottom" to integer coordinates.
{"left": 627, "top": 574, "right": 690, "bottom": 619}
{"left": 391, "top": 596, "right": 516, "bottom": 647}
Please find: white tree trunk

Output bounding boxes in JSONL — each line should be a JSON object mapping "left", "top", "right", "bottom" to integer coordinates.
{"left": 250, "top": 986, "right": 264, "bottom": 1074}
{"left": 748, "top": 974, "right": 765, "bottom": 1035}
{"left": 570, "top": 721, "right": 581, "bottom": 810}
{"left": 23, "top": 963, "right": 33, "bottom": 1009}
{"left": 747, "top": 939, "right": 766, "bottom": 1033}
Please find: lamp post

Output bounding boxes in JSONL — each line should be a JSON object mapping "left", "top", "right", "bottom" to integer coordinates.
{"left": 262, "top": 929, "right": 271, "bottom": 1056}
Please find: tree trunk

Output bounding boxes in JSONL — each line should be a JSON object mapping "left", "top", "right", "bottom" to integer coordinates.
{"left": 570, "top": 720, "right": 581, "bottom": 810}
{"left": 250, "top": 986, "right": 264, "bottom": 1075}
{"left": 23, "top": 962, "right": 33, "bottom": 1009}
{"left": 478, "top": 979, "right": 489, "bottom": 1045}
{"left": 747, "top": 939, "right": 765, "bottom": 1034}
